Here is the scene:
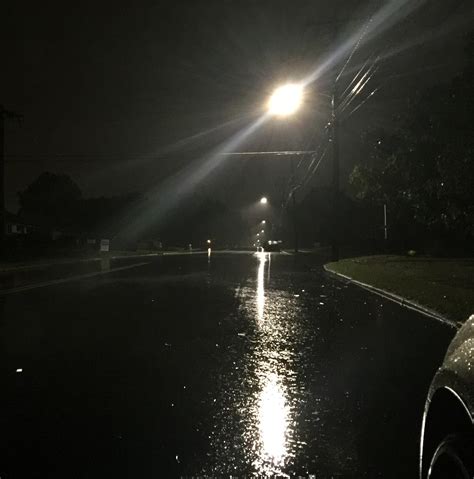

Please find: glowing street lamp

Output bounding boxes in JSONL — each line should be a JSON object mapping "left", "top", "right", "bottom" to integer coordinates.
{"left": 260, "top": 197, "right": 268, "bottom": 205}
{"left": 261, "top": 220, "right": 266, "bottom": 224}
{"left": 267, "top": 83, "right": 304, "bottom": 117}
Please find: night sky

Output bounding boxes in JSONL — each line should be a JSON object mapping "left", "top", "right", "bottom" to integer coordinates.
{"left": 3, "top": 0, "right": 473, "bottom": 211}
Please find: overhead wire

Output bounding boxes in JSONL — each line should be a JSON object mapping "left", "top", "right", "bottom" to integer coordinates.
{"left": 346, "top": 86, "right": 382, "bottom": 119}
{"left": 339, "top": 54, "right": 375, "bottom": 101}
{"left": 335, "top": 13, "right": 374, "bottom": 83}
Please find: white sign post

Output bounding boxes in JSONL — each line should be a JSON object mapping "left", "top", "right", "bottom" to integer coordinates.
{"left": 100, "top": 239, "right": 110, "bottom": 252}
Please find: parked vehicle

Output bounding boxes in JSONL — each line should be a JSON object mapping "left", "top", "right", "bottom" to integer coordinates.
{"left": 420, "top": 315, "right": 474, "bottom": 478}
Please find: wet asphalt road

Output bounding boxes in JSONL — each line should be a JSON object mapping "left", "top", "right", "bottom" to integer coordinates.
{"left": 0, "top": 252, "right": 455, "bottom": 478}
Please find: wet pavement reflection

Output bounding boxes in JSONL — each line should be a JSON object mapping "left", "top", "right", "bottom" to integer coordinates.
{"left": 252, "top": 253, "right": 292, "bottom": 475}
{"left": 0, "top": 253, "right": 455, "bottom": 478}
{"left": 206, "top": 252, "right": 322, "bottom": 477}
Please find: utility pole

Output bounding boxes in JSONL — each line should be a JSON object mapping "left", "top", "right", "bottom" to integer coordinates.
{"left": 0, "top": 105, "right": 23, "bottom": 257}
{"left": 290, "top": 157, "right": 299, "bottom": 254}
{"left": 331, "top": 82, "right": 340, "bottom": 262}
{"left": 292, "top": 190, "right": 298, "bottom": 254}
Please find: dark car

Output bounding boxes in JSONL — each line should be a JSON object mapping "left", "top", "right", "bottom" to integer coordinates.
{"left": 420, "top": 314, "right": 474, "bottom": 478}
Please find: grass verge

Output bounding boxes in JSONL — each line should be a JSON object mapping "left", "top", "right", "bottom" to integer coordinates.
{"left": 325, "top": 255, "right": 474, "bottom": 323}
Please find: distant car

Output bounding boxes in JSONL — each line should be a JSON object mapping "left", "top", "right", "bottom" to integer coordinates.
{"left": 420, "top": 314, "right": 474, "bottom": 478}
{"left": 264, "top": 240, "right": 282, "bottom": 252}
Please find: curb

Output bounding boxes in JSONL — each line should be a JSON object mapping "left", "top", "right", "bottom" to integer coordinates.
{"left": 323, "top": 265, "right": 461, "bottom": 330}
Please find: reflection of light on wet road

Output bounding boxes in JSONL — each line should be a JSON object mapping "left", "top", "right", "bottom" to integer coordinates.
{"left": 252, "top": 252, "right": 292, "bottom": 476}
{"left": 256, "top": 373, "right": 289, "bottom": 471}
{"left": 208, "top": 248, "right": 212, "bottom": 263}
{"left": 267, "top": 253, "right": 271, "bottom": 281}
{"left": 256, "top": 252, "right": 266, "bottom": 321}
{"left": 206, "top": 254, "right": 308, "bottom": 476}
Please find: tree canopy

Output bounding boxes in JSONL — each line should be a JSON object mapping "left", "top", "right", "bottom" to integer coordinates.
{"left": 350, "top": 36, "right": 474, "bottom": 249}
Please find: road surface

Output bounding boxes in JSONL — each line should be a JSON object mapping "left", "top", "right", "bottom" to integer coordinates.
{"left": 0, "top": 252, "right": 454, "bottom": 478}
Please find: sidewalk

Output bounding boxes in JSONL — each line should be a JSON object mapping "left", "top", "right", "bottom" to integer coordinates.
{"left": 324, "top": 255, "right": 474, "bottom": 327}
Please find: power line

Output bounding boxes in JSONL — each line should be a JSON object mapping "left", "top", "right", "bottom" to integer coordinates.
{"left": 5, "top": 150, "right": 319, "bottom": 163}
{"left": 221, "top": 150, "right": 317, "bottom": 156}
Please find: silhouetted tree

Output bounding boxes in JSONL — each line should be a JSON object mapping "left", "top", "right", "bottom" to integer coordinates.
{"left": 18, "top": 172, "right": 82, "bottom": 230}
{"left": 350, "top": 34, "right": 474, "bottom": 250}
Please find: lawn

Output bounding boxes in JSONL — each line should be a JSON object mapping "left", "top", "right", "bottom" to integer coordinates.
{"left": 325, "top": 255, "right": 474, "bottom": 323}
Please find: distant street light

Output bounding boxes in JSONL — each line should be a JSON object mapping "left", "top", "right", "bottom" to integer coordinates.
{"left": 261, "top": 230, "right": 265, "bottom": 233}
{"left": 257, "top": 233, "right": 260, "bottom": 237}
{"left": 268, "top": 83, "right": 304, "bottom": 117}
{"left": 260, "top": 197, "right": 268, "bottom": 204}
{"left": 207, "top": 239, "right": 211, "bottom": 244}
{"left": 261, "top": 220, "right": 266, "bottom": 224}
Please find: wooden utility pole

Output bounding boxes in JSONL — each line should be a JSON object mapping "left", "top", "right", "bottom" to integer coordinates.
{"left": 331, "top": 81, "right": 340, "bottom": 262}
{"left": 290, "top": 157, "right": 299, "bottom": 254}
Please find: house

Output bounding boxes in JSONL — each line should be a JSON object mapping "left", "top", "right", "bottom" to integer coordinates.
{"left": 5, "top": 211, "right": 38, "bottom": 236}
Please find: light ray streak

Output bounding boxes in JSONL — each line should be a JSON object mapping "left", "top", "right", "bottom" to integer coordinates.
{"left": 346, "top": 87, "right": 382, "bottom": 118}
{"left": 336, "top": 14, "right": 374, "bottom": 82}
{"left": 115, "top": 114, "right": 269, "bottom": 241}
{"left": 339, "top": 54, "right": 375, "bottom": 101}
{"left": 338, "top": 63, "right": 379, "bottom": 114}
{"left": 221, "top": 150, "right": 316, "bottom": 156}
{"left": 302, "top": 0, "right": 425, "bottom": 87}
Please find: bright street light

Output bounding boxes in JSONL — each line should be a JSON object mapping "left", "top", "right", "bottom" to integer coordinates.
{"left": 260, "top": 197, "right": 268, "bottom": 204}
{"left": 268, "top": 83, "right": 304, "bottom": 117}
{"left": 261, "top": 230, "right": 265, "bottom": 233}
{"left": 261, "top": 220, "right": 266, "bottom": 224}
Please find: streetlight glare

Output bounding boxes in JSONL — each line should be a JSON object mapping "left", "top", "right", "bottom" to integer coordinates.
{"left": 268, "top": 83, "right": 304, "bottom": 117}
{"left": 262, "top": 220, "right": 266, "bottom": 224}
{"left": 260, "top": 197, "right": 268, "bottom": 204}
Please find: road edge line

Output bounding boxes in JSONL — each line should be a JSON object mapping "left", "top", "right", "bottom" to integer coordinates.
{"left": 0, "top": 262, "right": 151, "bottom": 296}
{"left": 323, "top": 265, "right": 461, "bottom": 330}
{"left": 0, "top": 253, "right": 165, "bottom": 273}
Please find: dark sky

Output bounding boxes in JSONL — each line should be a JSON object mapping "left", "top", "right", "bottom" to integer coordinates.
{"left": 3, "top": 0, "right": 473, "bottom": 211}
